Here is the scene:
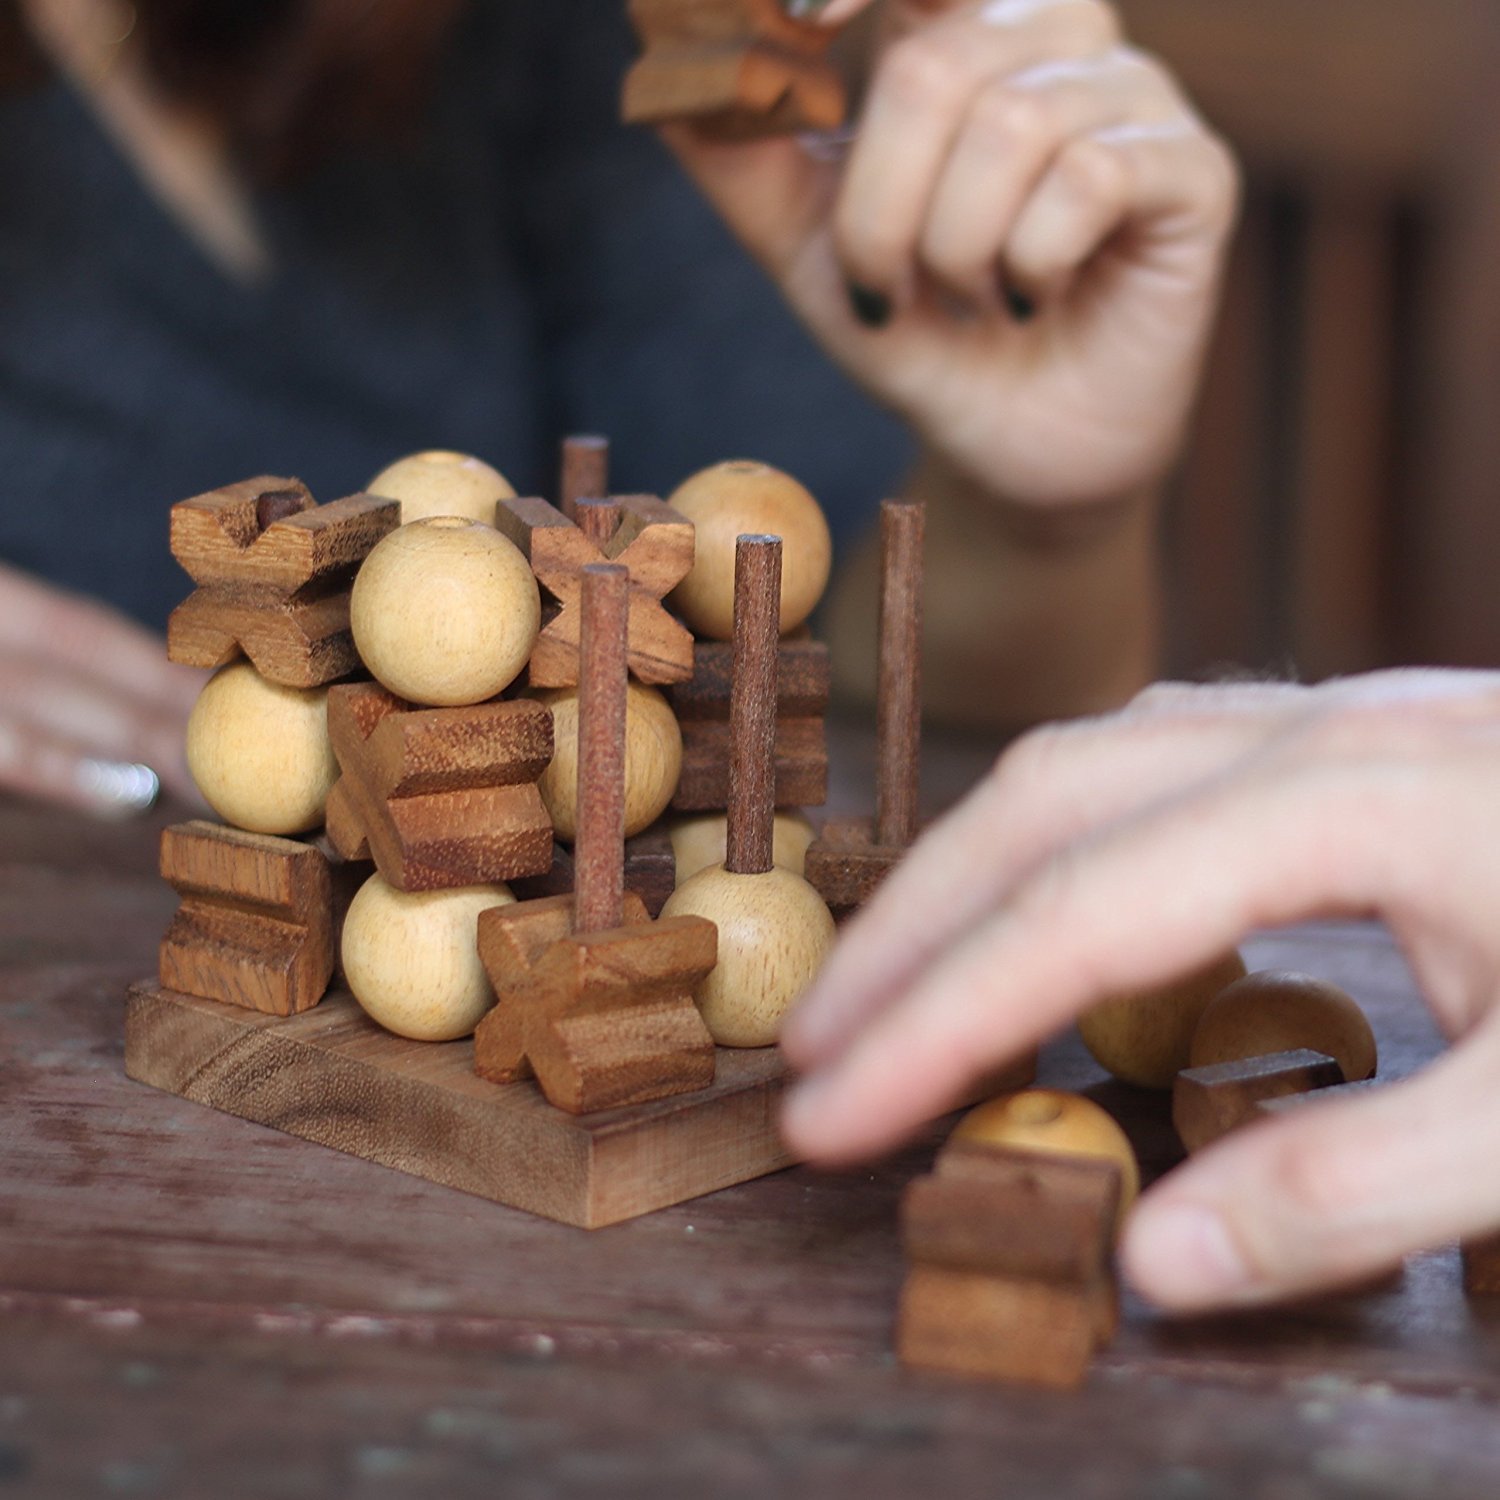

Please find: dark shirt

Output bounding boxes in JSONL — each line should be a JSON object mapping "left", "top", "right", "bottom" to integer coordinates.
{"left": 0, "top": 1, "right": 909, "bottom": 630}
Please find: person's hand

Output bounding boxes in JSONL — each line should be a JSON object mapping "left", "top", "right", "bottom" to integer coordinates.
{"left": 781, "top": 670, "right": 1500, "bottom": 1311}
{"left": 0, "top": 563, "right": 204, "bottom": 816}
{"left": 665, "top": 0, "right": 1238, "bottom": 510}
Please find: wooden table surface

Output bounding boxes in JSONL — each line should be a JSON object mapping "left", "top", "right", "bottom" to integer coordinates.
{"left": 4, "top": 731, "right": 1500, "bottom": 1498}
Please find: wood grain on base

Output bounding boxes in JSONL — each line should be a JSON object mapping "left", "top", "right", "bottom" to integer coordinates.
{"left": 124, "top": 981, "right": 794, "bottom": 1229}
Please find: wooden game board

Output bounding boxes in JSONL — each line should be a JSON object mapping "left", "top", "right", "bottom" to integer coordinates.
{"left": 124, "top": 981, "right": 1037, "bottom": 1229}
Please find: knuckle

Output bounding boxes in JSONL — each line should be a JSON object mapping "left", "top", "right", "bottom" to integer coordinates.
{"left": 1059, "top": 138, "right": 1130, "bottom": 207}
{"left": 1193, "top": 134, "right": 1243, "bottom": 227}
{"left": 970, "top": 86, "right": 1053, "bottom": 155}
{"left": 1077, "top": 1, "right": 1125, "bottom": 52}
{"left": 881, "top": 35, "right": 961, "bottom": 111}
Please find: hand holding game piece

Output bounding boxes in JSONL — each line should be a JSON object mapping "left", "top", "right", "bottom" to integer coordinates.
{"left": 366, "top": 450, "right": 516, "bottom": 525}
{"left": 662, "top": 535, "right": 836, "bottom": 1047}
{"left": 781, "top": 669, "right": 1500, "bottom": 1311}
{"left": 350, "top": 517, "right": 540, "bottom": 706}
{"left": 661, "top": 0, "right": 1239, "bottom": 515}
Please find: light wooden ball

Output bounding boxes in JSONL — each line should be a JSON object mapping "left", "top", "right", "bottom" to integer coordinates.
{"left": 185, "top": 664, "right": 337, "bottom": 835}
{"left": 661, "top": 865, "right": 835, "bottom": 1048}
{"left": 1078, "top": 951, "right": 1248, "bottom": 1090}
{"left": 1189, "top": 970, "right": 1378, "bottom": 1082}
{"left": 669, "top": 810, "right": 815, "bottom": 885}
{"left": 342, "top": 874, "right": 514, "bottom": 1042}
{"left": 350, "top": 517, "right": 540, "bottom": 706}
{"left": 666, "top": 461, "right": 832, "bottom": 640}
{"left": 533, "top": 680, "right": 681, "bottom": 842}
{"left": 952, "top": 1089, "right": 1140, "bottom": 1225}
{"left": 366, "top": 449, "right": 516, "bottom": 525}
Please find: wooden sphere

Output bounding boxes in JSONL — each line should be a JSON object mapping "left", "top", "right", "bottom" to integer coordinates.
{"left": 661, "top": 865, "right": 835, "bottom": 1047}
{"left": 185, "top": 664, "right": 337, "bottom": 835}
{"left": 666, "top": 461, "right": 832, "bottom": 640}
{"left": 1190, "top": 970, "right": 1378, "bottom": 1082}
{"left": 669, "top": 810, "right": 815, "bottom": 885}
{"left": 350, "top": 517, "right": 540, "bottom": 706}
{"left": 342, "top": 874, "right": 514, "bottom": 1042}
{"left": 1078, "top": 951, "right": 1248, "bottom": 1090}
{"left": 534, "top": 681, "right": 681, "bottom": 842}
{"left": 952, "top": 1089, "right": 1140, "bottom": 1223}
{"left": 366, "top": 449, "right": 516, "bottom": 525}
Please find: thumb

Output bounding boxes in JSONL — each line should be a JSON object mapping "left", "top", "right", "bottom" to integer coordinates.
{"left": 1122, "top": 1020, "right": 1500, "bottom": 1310}
{"left": 658, "top": 125, "right": 835, "bottom": 281}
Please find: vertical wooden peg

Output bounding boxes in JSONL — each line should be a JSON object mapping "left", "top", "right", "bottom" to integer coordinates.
{"left": 560, "top": 435, "right": 610, "bottom": 522}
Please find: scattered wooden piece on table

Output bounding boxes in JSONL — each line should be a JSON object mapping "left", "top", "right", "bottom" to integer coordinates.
{"left": 622, "top": 0, "right": 847, "bottom": 140}
{"left": 324, "top": 684, "right": 554, "bottom": 891}
{"left": 897, "top": 1142, "right": 1121, "bottom": 1389}
{"left": 168, "top": 477, "right": 399, "bottom": 687}
{"left": 662, "top": 536, "right": 835, "bottom": 1048}
{"left": 1173, "top": 1048, "right": 1346, "bottom": 1154}
{"left": 497, "top": 493, "right": 694, "bottom": 687}
{"left": 669, "top": 638, "right": 828, "bottom": 811}
{"left": 365, "top": 449, "right": 516, "bottom": 525}
{"left": 476, "top": 565, "right": 716, "bottom": 1114}
{"left": 158, "top": 820, "right": 334, "bottom": 1016}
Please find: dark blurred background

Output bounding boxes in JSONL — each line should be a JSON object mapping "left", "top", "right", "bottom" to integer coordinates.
{"left": 1121, "top": 0, "right": 1500, "bottom": 681}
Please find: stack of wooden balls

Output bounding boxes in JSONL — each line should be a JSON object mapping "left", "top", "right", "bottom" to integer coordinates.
{"left": 171, "top": 446, "right": 840, "bottom": 1077}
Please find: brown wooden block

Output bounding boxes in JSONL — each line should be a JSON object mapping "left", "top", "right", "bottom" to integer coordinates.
{"left": 474, "top": 892, "right": 716, "bottom": 1115}
{"left": 1463, "top": 1235, "right": 1500, "bottom": 1296}
{"left": 158, "top": 820, "right": 333, "bottom": 1016}
{"left": 325, "top": 683, "right": 554, "bottom": 891}
{"left": 669, "top": 639, "right": 828, "bottom": 811}
{"left": 1174, "top": 1049, "right": 1346, "bottom": 1154}
{"left": 804, "top": 815, "right": 905, "bottom": 915}
{"left": 622, "top": 0, "right": 846, "bottom": 139}
{"left": 168, "top": 477, "right": 399, "bottom": 687}
{"left": 896, "top": 1268, "right": 1104, "bottom": 1391}
{"left": 511, "top": 828, "right": 678, "bottom": 917}
{"left": 496, "top": 495, "right": 694, "bottom": 686}
{"left": 124, "top": 980, "right": 795, "bottom": 1229}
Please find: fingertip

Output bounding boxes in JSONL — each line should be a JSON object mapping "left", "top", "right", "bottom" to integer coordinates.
{"left": 1120, "top": 1196, "right": 1253, "bottom": 1312}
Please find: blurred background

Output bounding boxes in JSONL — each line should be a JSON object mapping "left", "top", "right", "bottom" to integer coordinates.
{"left": 1121, "top": 0, "right": 1500, "bottom": 682}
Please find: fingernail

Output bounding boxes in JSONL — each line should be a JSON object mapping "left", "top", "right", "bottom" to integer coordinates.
{"left": 782, "top": 0, "right": 837, "bottom": 17}
{"left": 77, "top": 759, "right": 161, "bottom": 820}
{"left": 1005, "top": 288, "right": 1036, "bottom": 323}
{"left": 847, "top": 281, "right": 893, "bottom": 329}
{"left": 1123, "top": 1203, "right": 1250, "bottom": 1308}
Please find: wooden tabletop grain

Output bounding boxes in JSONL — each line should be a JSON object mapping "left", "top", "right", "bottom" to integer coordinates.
{"left": 3, "top": 728, "right": 1499, "bottom": 1499}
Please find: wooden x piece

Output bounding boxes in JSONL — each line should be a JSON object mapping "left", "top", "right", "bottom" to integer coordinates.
{"left": 325, "top": 683, "right": 555, "bottom": 891}
{"left": 168, "top": 476, "right": 399, "bottom": 687}
{"left": 897, "top": 1142, "right": 1120, "bottom": 1389}
{"left": 622, "top": 0, "right": 847, "bottom": 139}
{"left": 669, "top": 638, "right": 828, "bottom": 811}
{"left": 158, "top": 820, "right": 334, "bottom": 1016}
{"left": 496, "top": 495, "right": 694, "bottom": 687}
{"left": 474, "top": 894, "right": 717, "bottom": 1115}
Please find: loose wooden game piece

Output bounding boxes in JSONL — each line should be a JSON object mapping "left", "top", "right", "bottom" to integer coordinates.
{"left": 1190, "top": 970, "right": 1378, "bottom": 1083}
{"left": 897, "top": 1141, "right": 1121, "bottom": 1389}
{"left": 496, "top": 493, "right": 694, "bottom": 687}
{"left": 511, "top": 829, "right": 679, "bottom": 918}
{"left": 1173, "top": 1048, "right": 1346, "bottom": 1154}
{"left": 365, "top": 449, "right": 516, "bottom": 525}
{"left": 533, "top": 681, "right": 683, "bottom": 842}
{"left": 666, "top": 461, "right": 832, "bottom": 640}
{"left": 559, "top": 434, "right": 609, "bottom": 522}
{"left": 186, "top": 664, "right": 338, "bottom": 835}
{"left": 1079, "top": 951, "right": 1249, "bottom": 1091}
{"left": 341, "top": 875, "right": 516, "bottom": 1042}
{"left": 1462, "top": 1236, "right": 1500, "bottom": 1297}
{"left": 350, "top": 517, "right": 540, "bottom": 706}
{"left": 324, "top": 684, "right": 555, "bottom": 891}
{"left": 806, "top": 500, "right": 924, "bottom": 915}
{"left": 951, "top": 1089, "right": 1140, "bottom": 1224}
{"left": 622, "top": 0, "right": 847, "bottom": 140}
{"left": 168, "top": 477, "right": 400, "bottom": 688}
{"left": 158, "top": 820, "right": 334, "bottom": 1017}
{"left": 669, "top": 810, "right": 815, "bottom": 884}
{"left": 668, "top": 638, "right": 829, "bottom": 811}
{"left": 474, "top": 565, "right": 717, "bottom": 1115}
{"left": 661, "top": 536, "right": 836, "bottom": 1048}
